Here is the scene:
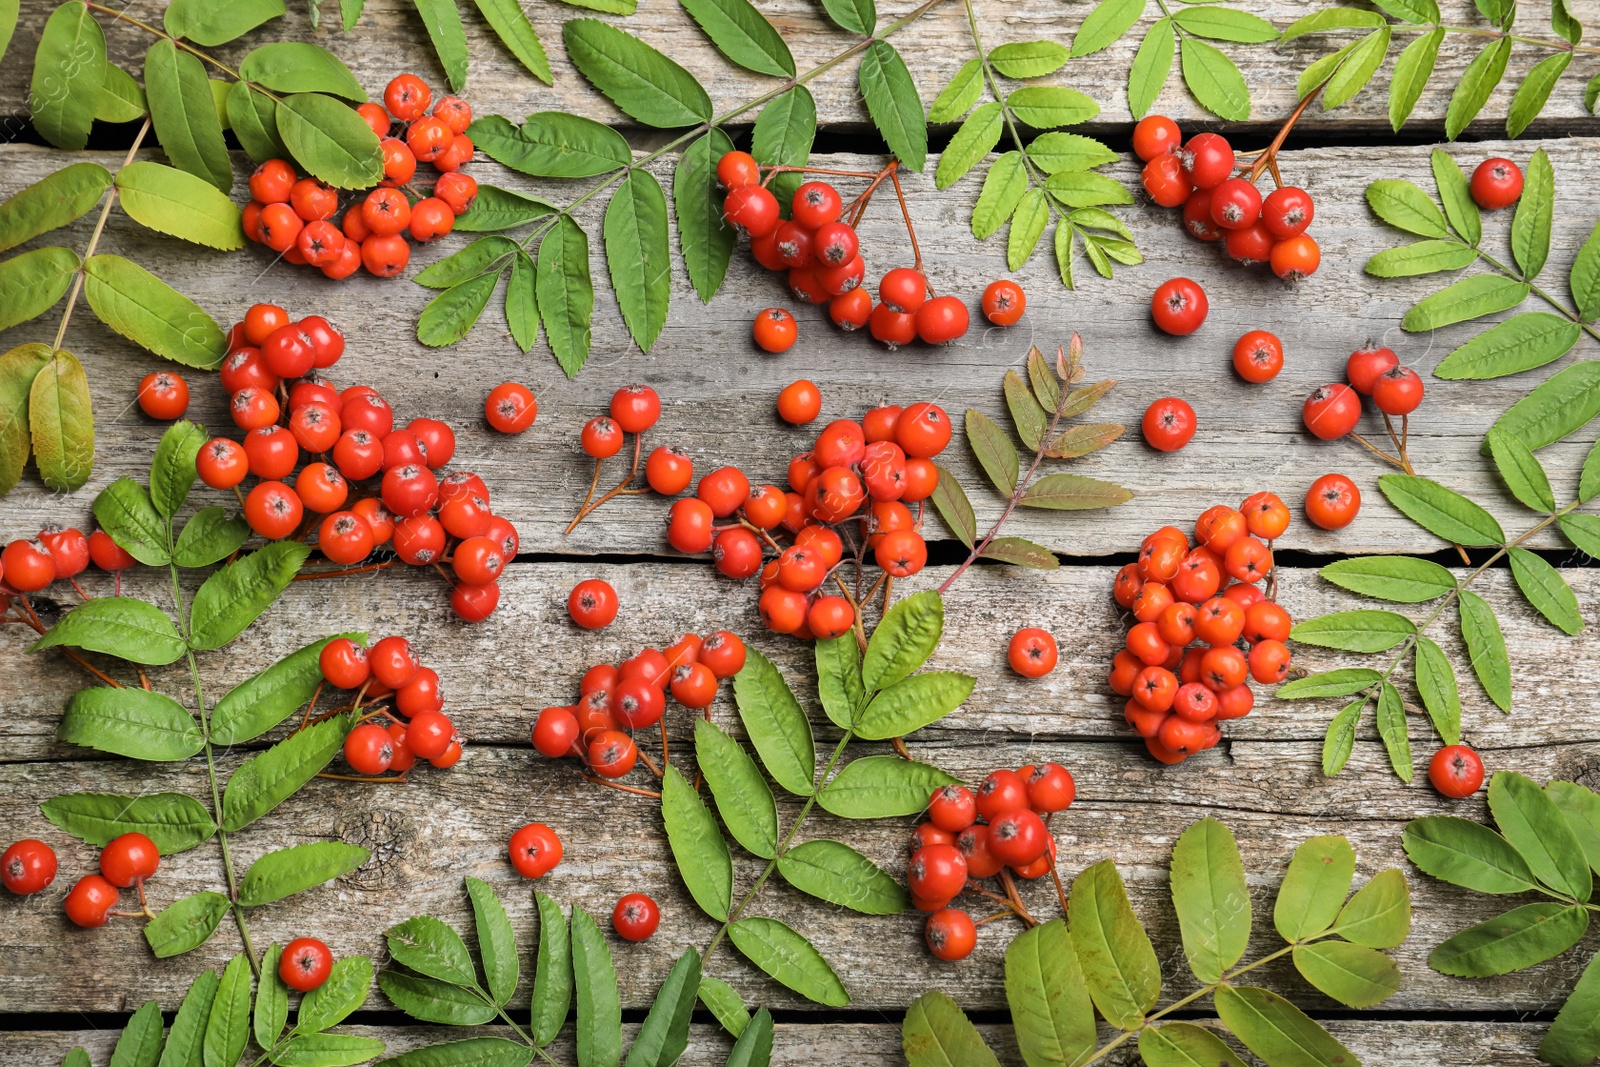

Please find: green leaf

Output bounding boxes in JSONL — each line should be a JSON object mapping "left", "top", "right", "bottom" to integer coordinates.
{"left": 1005, "top": 920, "right": 1095, "bottom": 1067}
{"left": 0, "top": 0, "right": 15, "bottom": 68}
{"left": 166, "top": 0, "right": 285, "bottom": 45}
{"left": 255, "top": 946, "right": 287, "bottom": 1052}
{"left": 109, "top": 1001, "right": 164, "bottom": 1067}
{"left": 386, "top": 914, "right": 477, "bottom": 986}
{"left": 1169, "top": 818, "right": 1250, "bottom": 984}
{"left": 472, "top": 113, "right": 630, "bottom": 179}
{"left": 144, "top": 891, "right": 228, "bottom": 958}
{"left": 681, "top": 0, "right": 794, "bottom": 77}
{"left": 60, "top": 686, "right": 201, "bottom": 760}
{"left": 1174, "top": 6, "right": 1277, "bottom": 41}
{"left": 1366, "top": 179, "right": 1449, "bottom": 237}
{"left": 417, "top": 273, "right": 499, "bottom": 348}
{"left": 144, "top": 39, "right": 231, "bottom": 191}
{"left": 815, "top": 755, "right": 959, "bottom": 819}
{"left": 724, "top": 1008, "right": 772, "bottom": 1067}
{"left": 903, "top": 991, "right": 999, "bottom": 1067}
{"left": 206, "top": 955, "right": 253, "bottom": 1067}
{"left": 563, "top": 19, "right": 711, "bottom": 127}
{"left": 377, "top": 973, "right": 496, "bottom": 1026}
{"left": 1365, "top": 239, "right": 1476, "bottom": 278}
{"left": 989, "top": 40, "right": 1069, "bottom": 77}
{"left": 1007, "top": 85, "right": 1100, "bottom": 128}
{"left": 1372, "top": 0, "right": 1440, "bottom": 20}
{"left": 1276, "top": 668, "right": 1383, "bottom": 699}
{"left": 1572, "top": 221, "right": 1600, "bottom": 322}
{"left": 271, "top": 1034, "right": 388, "bottom": 1067}
{"left": 1512, "top": 149, "right": 1555, "bottom": 280}
{"left": 935, "top": 103, "right": 1002, "bottom": 190}
{"left": 1043, "top": 171, "right": 1135, "bottom": 209}
{"left": 750, "top": 85, "right": 814, "bottom": 212}
{"left": 1019, "top": 471, "right": 1133, "bottom": 510}
{"left": 474, "top": 0, "right": 552, "bottom": 84}
{"left": 1405, "top": 814, "right": 1538, "bottom": 893}
{"left": 661, "top": 765, "right": 733, "bottom": 920}
{"left": 819, "top": 0, "right": 874, "bottom": 34}
{"left": 815, "top": 632, "right": 865, "bottom": 731}
{"left": 981, "top": 536, "right": 1059, "bottom": 569}
{"left": 728, "top": 918, "right": 848, "bottom": 1007}
{"left": 1215, "top": 985, "right": 1356, "bottom": 1067}
{"left": 33, "top": 597, "right": 186, "bottom": 665}
{"left": 30, "top": 2, "right": 106, "bottom": 151}
{"left": 1509, "top": 547, "right": 1584, "bottom": 634}
{"left": 82, "top": 254, "right": 226, "bottom": 368}
{"left": 1435, "top": 312, "right": 1580, "bottom": 380}
{"left": 0, "top": 247, "right": 78, "bottom": 334}
{"left": 1491, "top": 361, "right": 1600, "bottom": 451}
{"left": 26, "top": 347, "right": 93, "bottom": 492}
{"left": 1429, "top": 149, "right": 1481, "bottom": 248}
{"left": 1292, "top": 941, "right": 1401, "bottom": 1009}
{"left": 1323, "top": 26, "right": 1390, "bottom": 108}
{"left": 1319, "top": 555, "right": 1456, "bottom": 602}
{"left": 972, "top": 151, "right": 1027, "bottom": 239}
{"left": 1127, "top": 18, "right": 1175, "bottom": 118}
{"left": 0, "top": 162, "right": 112, "bottom": 254}
{"left": 929, "top": 464, "right": 977, "bottom": 548}
{"left": 1459, "top": 588, "right": 1512, "bottom": 711}
{"left": 1068, "top": 859, "right": 1160, "bottom": 1029}
{"left": 1007, "top": 188, "right": 1048, "bottom": 270}
{"left": 1274, "top": 835, "right": 1356, "bottom": 942}
{"left": 408, "top": 0, "right": 467, "bottom": 91}
{"left": 964, "top": 409, "right": 1019, "bottom": 497}
{"left": 1414, "top": 636, "right": 1462, "bottom": 745}
{"left": 1508, "top": 52, "right": 1571, "bottom": 138}
{"left": 41, "top": 791, "right": 215, "bottom": 854}
{"left": 1335, "top": 867, "right": 1411, "bottom": 948}
{"left": 165, "top": 970, "right": 221, "bottom": 1067}
{"left": 537, "top": 215, "right": 594, "bottom": 378}
{"left": 189, "top": 542, "right": 310, "bottom": 650}
{"left": 1279, "top": 7, "right": 1387, "bottom": 39}
{"left": 1550, "top": 782, "right": 1600, "bottom": 876}
{"left": 863, "top": 590, "right": 944, "bottom": 692}
{"left": 1543, "top": 950, "right": 1600, "bottom": 1067}
{"left": 1290, "top": 609, "right": 1415, "bottom": 652}
{"left": 415, "top": 235, "right": 518, "bottom": 289}
{"left": 1296, "top": 36, "right": 1360, "bottom": 99}
{"left": 778, "top": 839, "right": 907, "bottom": 914}
{"left": 457, "top": 187, "right": 555, "bottom": 236}
{"left": 626, "top": 951, "right": 700, "bottom": 1067}
{"left": 297, "top": 957, "right": 372, "bottom": 1034}
{"left": 240, "top": 42, "right": 364, "bottom": 98}
{"left": 213, "top": 633, "right": 364, "bottom": 745}
{"left": 62, "top": 1051, "right": 91, "bottom": 1067}
{"left": 147, "top": 419, "right": 205, "bottom": 520}
{"left": 1490, "top": 770, "right": 1592, "bottom": 900}
{"left": 676, "top": 130, "right": 736, "bottom": 304}
{"left": 1565, "top": 512, "right": 1600, "bottom": 557}
{"left": 1073, "top": 0, "right": 1144, "bottom": 56}
{"left": 571, "top": 906, "right": 623, "bottom": 1067}
{"left": 1179, "top": 37, "right": 1249, "bottom": 120}
{"left": 91, "top": 477, "right": 168, "bottom": 564}
{"left": 531, "top": 891, "right": 572, "bottom": 1045}
{"left": 731, "top": 647, "right": 815, "bottom": 794}
{"left": 604, "top": 170, "right": 671, "bottom": 352}
{"left": 1377, "top": 472, "right": 1505, "bottom": 546}
{"left": 1432, "top": 902, "right": 1589, "bottom": 976}
{"left": 928, "top": 57, "right": 982, "bottom": 123}
{"left": 275, "top": 93, "right": 383, "bottom": 188}
{"left": 1028, "top": 133, "right": 1118, "bottom": 175}
{"left": 222, "top": 714, "right": 351, "bottom": 832}
{"left": 1377, "top": 680, "right": 1413, "bottom": 782}
{"left": 858, "top": 41, "right": 926, "bottom": 171}
{"left": 1323, "top": 697, "right": 1365, "bottom": 776}
{"left": 227, "top": 82, "right": 286, "bottom": 163}
{"left": 0, "top": 344, "right": 49, "bottom": 494}
{"left": 694, "top": 719, "right": 778, "bottom": 859}
{"left": 696, "top": 976, "right": 748, "bottom": 1038}
{"left": 239, "top": 842, "right": 368, "bottom": 907}
{"left": 1138, "top": 1024, "right": 1246, "bottom": 1067}
{"left": 1446, "top": 37, "right": 1511, "bottom": 140}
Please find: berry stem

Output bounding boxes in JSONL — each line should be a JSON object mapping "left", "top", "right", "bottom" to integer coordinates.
{"left": 1245, "top": 80, "right": 1327, "bottom": 188}
{"left": 578, "top": 773, "right": 662, "bottom": 799}
{"left": 996, "top": 868, "right": 1039, "bottom": 928}
{"left": 887, "top": 168, "right": 925, "bottom": 276}
{"left": 292, "top": 559, "right": 395, "bottom": 581}
{"left": 564, "top": 434, "right": 645, "bottom": 534}
{"left": 6, "top": 597, "right": 126, "bottom": 688}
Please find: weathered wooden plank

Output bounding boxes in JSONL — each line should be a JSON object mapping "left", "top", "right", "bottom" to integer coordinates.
{"left": 0, "top": 1019, "right": 1570, "bottom": 1067}
{"left": 3, "top": 142, "right": 1599, "bottom": 558}
{"left": 0, "top": 0, "right": 1593, "bottom": 135}
{"left": 2, "top": 561, "right": 1595, "bottom": 761}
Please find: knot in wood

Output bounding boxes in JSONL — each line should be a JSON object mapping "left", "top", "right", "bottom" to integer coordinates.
{"left": 334, "top": 809, "right": 415, "bottom": 890}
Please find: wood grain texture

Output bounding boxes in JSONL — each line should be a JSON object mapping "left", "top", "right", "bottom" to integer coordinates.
{"left": 0, "top": 0, "right": 1594, "bottom": 134}
{"left": 3, "top": 141, "right": 1600, "bottom": 558}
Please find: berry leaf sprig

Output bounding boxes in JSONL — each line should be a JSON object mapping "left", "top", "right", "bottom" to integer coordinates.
{"left": 931, "top": 340, "right": 1133, "bottom": 589}
{"left": 931, "top": 0, "right": 1140, "bottom": 287}
{"left": 381, "top": 878, "right": 778, "bottom": 1066}
{"left": 1281, "top": 437, "right": 1598, "bottom": 780}
{"left": 52, "top": 948, "right": 384, "bottom": 1067}
{"left": 903, "top": 819, "right": 1411, "bottom": 1067}
{"left": 1282, "top": 0, "right": 1595, "bottom": 137}
{"left": 1403, "top": 771, "right": 1600, "bottom": 1067}
{"left": 428, "top": 0, "right": 947, "bottom": 374}
{"left": 1068, "top": 0, "right": 1279, "bottom": 120}
{"left": 1364, "top": 148, "right": 1600, "bottom": 453}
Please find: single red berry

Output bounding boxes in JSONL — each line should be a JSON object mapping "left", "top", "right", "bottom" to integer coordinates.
{"left": 753, "top": 308, "right": 798, "bottom": 354}
{"left": 1025, "top": 763, "right": 1075, "bottom": 812}
{"left": 927, "top": 785, "right": 976, "bottom": 833}
{"left": 716, "top": 151, "right": 760, "bottom": 190}
{"left": 37, "top": 526, "right": 88, "bottom": 579}
{"left": 1208, "top": 177, "right": 1262, "bottom": 230}
{"left": 581, "top": 417, "right": 624, "bottom": 459}
{"left": 1262, "top": 186, "right": 1314, "bottom": 238}
{"left": 1232, "top": 330, "right": 1283, "bottom": 384}
{"left": 64, "top": 874, "right": 119, "bottom": 927}
{"left": 1372, "top": 364, "right": 1425, "bottom": 416}
{"left": 1270, "top": 234, "right": 1321, "bottom": 281}
{"left": 320, "top": 638, "right": 370, "bottom": 689}
{"left": 407, "top": 710, "right": 455, "bottom": 760}
{"left": 532, "top": 706, "right": 580, "bottom": 758}
{"left": 980, "top": 280, "right": 1025, "bottom": 326}
{"left": 1008, "top": 628, "right": 1058, "bottom": 678}
{"left": 1180, "top": 132, "right": 1234, "bottom": 189}
{"left": 609, "top": 385, "right": 661, "bottom": 434}
{"left": 1429, "top": 744, "right": 1486, "bottom": 798}
{"left": 568, "top": 579, "right": 618, "bottom": 629}
{"left": 485, "top": 382, "right": 538, "bottom": 433}
{"left": 136, "top": 371, "right": 189, "bottom": 420}
{"left": 1142, "top": 397, "right": 1197, "bottom": 452}
{"left": 613, "top": 892, "right": 661, "bottom": 942}
{"left": 791, "top": 181, "right": 842, "bottom": 228}
{"left": 281, "top": 937, "right": 334, "bottom": 992}
{"left": 1302, "top": 383, "right": 1362, "bottom": 440}
{"left": 1150, "top": 278, "right": 1208, "bottom": 336}
{"left": 344, "top": 722, "right": 395, "bottom": 775}
{"left": 915, "top": 295, "right": 970, "bottom": 344}
{"left": 924, "top": 907, "right": 977, "bottom": 961}
{"left": 1306, "top": 473, "right": 1361, "bottom": 531}
{"left": 99, "top": 832, "right": 159, "bottom": 888}
{"left": 1471, "top": 157, "right": 1523, "bottom": 210}
{"left": 1132, "top": 115, "right": 1181, "bottom": 162}
{"left": 1, "top": 839, "right": 57, "bottom": 895}
{"left": 3, "top": 538, "right": 57, "bottom": 591}
{"left": 975, "top": 769, "right": 1029, "bottom": 821}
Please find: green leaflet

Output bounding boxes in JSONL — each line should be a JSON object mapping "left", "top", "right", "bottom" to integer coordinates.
{"left": 696, "top": 976, "right": 748, "bottom": 1038}
{"left": 1139, "top": 1024, "right": 1246, "bottom": 1067}
{"left": 724, "top": 1008, "right": 773, "bottom": 1067}
{"left": 531, "top": 892, "right": 572, "bottom": 1046}
{"left": 0, "top": 344, "right": 50, "bottom": 495}
{"left": 1377, "top": 472, "right": 1505, "bottom": 547}
{"left": 1323, "top": 697, "right": 1365, "bottom": 776}
{"left": 164, "top": 969, "right": 221, "bottom": 1067}
{"left": 0, "top": 247, "right": 78, "bottom": 334}
{"left": 928, "top": 58, "right": 983, "bottom": 123}
{"left": 1489, "top": 771, "right": 1592, "bottom": 900}
{"left": 694, "top": 718, "right": 778, "bottom": 859}
{"left": 982, "top": 536, "right": 1060, "bottom": 569}
{"left": 386, "top": 914, "right": 478, "bottom": 986}
{"left": 30, "top": 2, "right": 106, "bottom": 151}
{"left": 1007, "top": 86, "right": 1099, "bottom": 128}
{"left": 1169, "top": 818, "right": 1250, "bottom": 983}
{"left": 777, "top": 839, "right": 907, "bottom": 914}
{"left": 1043, "top": 171, "right": 1134, "bottom": 208}
{"left": 819, "top": 0, "right": 873, "bottom": 33}
{"left": 188, "top": 542, "right": 310, "bottom": 650}
{"left": 972, "top": 152, "right": 1027, "bottom": 240}
{"left": 990, "top": 40, "right": 1070, "bottom": 76}
{"left": 275, "top": 93, "right": 384, "bottom": 189}
{"left": 571, "top": 906, "right": 623, "bottom": 1067}
{"left": 1458, "top": 587, "right": 1512, "bottom": 711}
{"left": 417, "top": 272, "right": 500, "bottom": 348}
{"left": 1491, "top": 361, "right": 1600, "bottom": 451}
{"left": 1431, "top": 149, "right": 1481, "bottom": 246}
{"left": 1377, "top": 681, "right": 1411, "bottom": 782}
{"left": 863, "top": 589, "right": 943, "bottom": 691}
{"left": 297, "top": 958, "right": 373, "bottom": 1033}
{"left": 227, "top": 81, "right": 286, "bottom": 162}
{"left": 660, "top": 766, "right": 733, "bottom": 921}
{"left": 32, "top": 596, "right": 186, "bottom": 665}
{"left": 675, "top": 130, "right": 735, "bottom": 304}
{"left": 378, "top": 973, "right": 497, "bottom": 1026}
{"left": 145, "top": 891, "right": 228, "bottom": 958}
{"left": 1509, "top": 546, "right": 1584, "bottom": 634}
{"left": 1335, "top": 867, "right": 1412, "bottom": 948}
{"left": 815, "top": 632, "right": 865, "bottom": 730}
{"left": 165, "top": 0, "right": 286, "bottom": 45}
{"left": 41, "top": 791, "right": 215, "bottom": 854}
{"left": 1068, "top": 859, "right": 1160, "bottom": 1029}
{"left": 750, "top": 85, "right": 814, "bottom": 212}
{"left": 93, "top": 477, "right": 169, "bottom": 564}
{"left": 82, "top": 254, "right": 227, "bottom": 368}
{"left": 1508, "top": 52, "right": 1571, "bottom": 138}
{"left": 271, "top": 1034, "right": 388, "bottom": 1066}
{"left": 1127, "top": 18, "right": 1175, "bottom": 119}
{"left": 22, "top": 346, "right": 91, "bottom": 493}
{"left": 536, "top": 215, "right": 594, "bottom": 378}
{"left": 1007, "top": 188, "right": 1048, "bottom": 270}
{"left": 221, "top": 713, "right": 351, "bottom": 832}
{"left": 474, "top": 0, "right": 552, "bottom": 84}
{"left": 1430, "top": 902, "right": 1589, "bottom": 976}
{"left": 173, "top": 507, "right": 249, "bottom": 569}
{"left": 1289, "top": 609, "right": 1415, "bottom": 652}
{"left": 205, "top": 955, "right": 253, "bottom": 1067}
{"left": 1073, "top": 0, "right": 1143, "bottom": 57}
{"left": 626, "top": 950, "right": 700, "bottom": 1067}
{"left": 1415, "top": 636, "right": 1462, "bottom": 745}
{"left": 1365, "top": 239, "right": 1478, "bottom": 278}
{"left": 109, "top": 1001, "right": 164, "bottom": 1067}
{"left": 1323, "top": 27, "right": 1390, "bottom": 109}
{"left": 1274, "top": 835, "right": 1356, "bottom": 941}
{"left": 1027, "top": 132, "right": 1119, "bottom": 174}
{"left": 212, "top": 633, "right": 365, "bottom": 745}
{"left": 1276, "top": 668, "right": 1383, "bottom": 699}
{"left": 1543, "top": 950, "right": 1600, "bottom": 1066}
{"left": 411, "top": 0, "right": 469, "bottom": 92}
{"left": 1390, "top": 28, "right": 1443, "bottom": 130}
{"left": 935, "top": 103, "right": 1002, "bottom": 190}
{"left": 903, "top": 991, "right": 1000, "bottom": 1067}
{"left": 1435, "top": 313, "right": 1580, "bottom": 380}
{"left": 60, "top": 686, "right": 202, "bottom": 760}
{"left": 148, "top": 419, "right": 205, "bottom": 519}
{"left": 472, "top": 113, "right": 630, "bottom": 178}
{"left": 967, "top": 408, "right": 1020, "bottom": 496}
{"left": 1018, "top": 471, "right": 1132, "bottom": 510}
{"left": 455, "top": 185, "right": 556, "bottom": 232}
{"left": 929, "top": 463, "right": 977, "bottom": 547}
{"left": 239, "top": 42, "right": 365, "bottom": 98}
{"left": 1366, "top": 179, "right": 1449, "bottom": 237}
{"left": 1005, "top": 920, "right": 1096, "bottom": 1067}
{"left": 858, "top": 41, "right": 926, "bottom": 171}
{"left": 1292, "top": 941, "right": 1401, "bottom": 1008}
{"left": 505, "top": 252, "right": 539, "bottom": 354}
{"left": 603, "top": 169, "right": 671, "bottom": 352}
{"left": 679, "top": 0, "right": 794, "bottom": 77}
{"left": 255, "top": 946, "right": 287, "bottom": 1052}
{"left": 728, "top": 917, "right": 848, "bottom": 1007}
{"left": 1445, "top": 36, "right": 1511, "bottom": 140}
{"left": 815, "top": 755, "right": 959, "bottom": 819}
{"left": 416, "top": 235, "right": 518, "bottom": 288}
{"left": 238, "top": 841, "right": 370, "bottom": 907}
{"left": 1179, "top": 37, "right": 1249, "bottom": 121}
{"left": 1407, "top": 814, "right": 1541, "bottom": 896}
{"left": 730, "top": 647, "right": 815, "bottom": 794}
{"left": 1572, "top": 220, "right": 1600, "bottom": 322}
{"left": 563, "top": 19, "right": 712, "bottom": 127}
{"left": 1319, "top": 555, "right": 1456, "bottom": 602}
{"left": 144, "top": 39, "right": 231, "bottom": 191}
{"left": 1511, "top": 149, "right": 1555, "bottom": 280}
{"left": 0, "top": 162, "right": 112, "bottom": 254}
{"left": 854, "top": 671, "right": 975, "bottom": 740}
{"left": 1215, "top": 985, "right": 1356, "bottom": 1066}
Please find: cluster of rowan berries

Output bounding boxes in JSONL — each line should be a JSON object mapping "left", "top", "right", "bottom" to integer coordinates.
{"left": 530, "top": 629, "right": 748, "bottom": 777}
{"left": 1111, "top": 495, "right": 1295, "bottom": 764}
{"left": 1302, "top": 344, "right": 1426, "bottom": 442}
{"left": 715, "top": 151, "right": 973, "bottom": 350}
{"left": 1135, "top": 116, "right": 1320, "bottom": 282}
{"left": 0, "top": 831, "right": 152, "bottom": 926}
{"left": 0, "top": 525, "right": 137, "bottom": 596}
{"left": 320, "top": 635, "right": 464, "bottom": 775}
{"left": 911, "top": 766, "right": 1076, "bottom": 961}
{"left": 241, "top": 74, "right": 477, "bottom": 279}
{"left": 197, "top": 303, "right": 516, "bottom": 622}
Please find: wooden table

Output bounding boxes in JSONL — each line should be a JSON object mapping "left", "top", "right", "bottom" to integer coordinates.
{"left": 3, "top": 0, "right": 1599, "bottom": 1063}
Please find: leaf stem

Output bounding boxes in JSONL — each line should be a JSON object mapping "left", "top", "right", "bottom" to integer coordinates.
{"left": 51, "top": 118, "right": 151, "bottom": 351}
{"left": 1470, "top": 246, "right": 1600, "bottom": 345}
{"left": 83, "top": 2, "right": 267, "bottom": 85}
